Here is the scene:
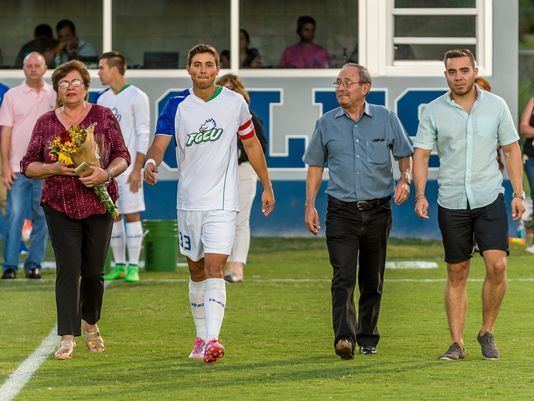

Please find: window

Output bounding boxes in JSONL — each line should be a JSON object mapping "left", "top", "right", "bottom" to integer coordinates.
{"left": 0, "top": 0, "right": 102, "bottom": 69}
{"left": 393, "top": 2, "right": 477, "bottom": 62}
{"left": 383, "top": 0, "right": 491, "bottom": 75}
{"left": 112, "top": 0, "right": 230, "bottom": 69}
{"left": 238, "top": 0, "right": 359, "bottom": 69}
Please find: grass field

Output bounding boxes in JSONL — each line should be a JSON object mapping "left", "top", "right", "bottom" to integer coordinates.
{"left": 1, "top": 238, "right": 533, "bottom": 401}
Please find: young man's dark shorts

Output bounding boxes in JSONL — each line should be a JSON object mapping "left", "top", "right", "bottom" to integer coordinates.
{"left": 437, "top": 194, "right": 509, "bottom": 264}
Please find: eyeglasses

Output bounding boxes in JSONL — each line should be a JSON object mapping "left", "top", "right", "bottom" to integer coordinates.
{"left": 58, "top": 79, "right": 84, "bottom": 89}
{"left": 333, "top": 80, "right": 363, "bottom": 88}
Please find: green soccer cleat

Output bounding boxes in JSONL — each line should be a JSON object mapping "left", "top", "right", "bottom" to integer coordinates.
{"left": 124, "top": 265, "right": 140, "bottom": 283}
{"left": 103, "top": 264, "right": 127, "bottom": 281}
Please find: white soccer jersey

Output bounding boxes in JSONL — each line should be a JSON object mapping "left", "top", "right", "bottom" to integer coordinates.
{"left": 97, "top": 85, "right": 150, "bottom": 166}
{"left": 155, "top": 86, "right": 255, "bottom": 211}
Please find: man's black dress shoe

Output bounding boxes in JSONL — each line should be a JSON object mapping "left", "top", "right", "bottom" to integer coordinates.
{"left": 1, "top": 268, "right": 17, "bottom": 279}
{"left": 26, "top": 268, "right": 42, "bottom": 279}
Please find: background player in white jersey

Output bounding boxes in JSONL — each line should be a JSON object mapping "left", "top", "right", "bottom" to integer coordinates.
{"left": 97, "top": 51, "right": 150, "bottom": 283}
{"left": 144, "top": 44, "right": 274, "bottom": 363}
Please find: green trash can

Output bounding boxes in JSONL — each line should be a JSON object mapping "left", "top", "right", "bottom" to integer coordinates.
{"left": 143, "top": 220, "right": 178, "bottom": 272}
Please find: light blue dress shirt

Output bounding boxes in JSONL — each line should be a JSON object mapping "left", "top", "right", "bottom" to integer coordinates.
{"left": 303, "top": 102, "right": 413, "bottom": 202}
{"left": 414, "top": 86, "right": 519, "bottom": 210}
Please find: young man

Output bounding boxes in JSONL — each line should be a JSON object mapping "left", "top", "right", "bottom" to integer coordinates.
{"left": 97, "top": 51, "right": 150, "bottom": 283}
{"left": 0, "top": 52, "right": 55, "bottom": 280}
{"left": 144, "top": 44, "right": 274, "bottom": 363}
{"left": 55, "top": 19, "right": 97, "bottom": 64}
{"left": 413, "top": 49, "right": 525, "bottom": 361}
{"left": 278, "top": 15, "right": 331, "bottom": 68}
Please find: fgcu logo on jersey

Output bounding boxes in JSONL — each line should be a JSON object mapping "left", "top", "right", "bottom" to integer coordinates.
{"left": 186, "top": 118, "right": 224, "bottom": 147}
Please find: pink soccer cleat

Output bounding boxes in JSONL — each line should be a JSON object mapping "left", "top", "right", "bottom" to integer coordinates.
{"left": 188, "top": 338, "right": 205, "bottom": 359}
{"left": 203, "top": 339, "right": 225, "bottom": 363}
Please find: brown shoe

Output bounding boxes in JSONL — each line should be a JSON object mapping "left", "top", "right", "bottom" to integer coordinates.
{"left": 335, "top": 338, "right": 354, "bottom": 360}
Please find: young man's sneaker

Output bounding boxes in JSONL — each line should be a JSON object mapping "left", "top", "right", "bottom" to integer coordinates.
{"left": 188, "top": 338, "right": 205, "bottom": 359}
{"left": 335, "top": 338, "right": 354, "bottom": 360}
{"left": 124, "top": 265, "right": 140, "bottom": 283}
{"left": 477, "top": 332, "right": 500, "bottom": 360}
{"left": 439, "top": 342, "right": 466, "bottom": 360}
{"left": 203, "top": 339, "right": 225, "bottom": 363}
{"left": 103, "top": 264, "right": 127, "bottom": 281}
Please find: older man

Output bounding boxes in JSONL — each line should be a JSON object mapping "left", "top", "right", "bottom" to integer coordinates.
{"left": 303, "top": 63, "right": 413, "bottom": 359}
{"left": 0, "top": 52, "right": 55, "bottom": 279}
{"left": 413, "top": 49, "right": 525, "bottom": 361}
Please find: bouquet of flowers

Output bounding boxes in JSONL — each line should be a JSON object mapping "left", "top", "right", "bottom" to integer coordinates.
{"left": 49, "top": 124, "right": 119, "bottom": 218}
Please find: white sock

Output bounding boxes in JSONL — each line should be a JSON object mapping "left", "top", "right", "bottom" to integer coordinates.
{"left": 204, "top": 278, "right": 226, "bottom": 341}
{"left": 126, "top": 221, "right": 143, "bottom": 266}
{"left": 189, "top": 279, "right": 206, "bottom": 340}
{"left": 110, "top": 220, "right": 126, "bottom": 265}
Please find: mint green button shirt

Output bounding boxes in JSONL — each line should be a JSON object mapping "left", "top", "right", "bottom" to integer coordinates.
{"left": 414, "top": 86, "right": 519, "bottom": 210}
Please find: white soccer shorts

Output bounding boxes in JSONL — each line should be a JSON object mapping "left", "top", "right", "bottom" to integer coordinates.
{"left": 177, "top": 209, "right": 238, "bottom": 262}
{"left": 115, "top": 169, "right": 146, "bottom": 215}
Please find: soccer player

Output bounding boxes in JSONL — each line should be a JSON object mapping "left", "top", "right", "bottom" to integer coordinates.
{"left": 144, "top": 44, "right": 275, "bottom": 363}
{"left": 97, "top": 51, "right": 150, "bottom": 283}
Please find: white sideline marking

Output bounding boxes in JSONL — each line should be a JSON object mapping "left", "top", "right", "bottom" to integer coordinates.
{"left": 386, "top": 261, "right": 438, "bottom": 269}
{"left": 96, "top": 277, "right": 534, "bottom": 284}
{"left": 0, "top": 282, "right": 111, "bottom": 401}
{"left": 0, "top": 326, "right": 57, "bottom": 401}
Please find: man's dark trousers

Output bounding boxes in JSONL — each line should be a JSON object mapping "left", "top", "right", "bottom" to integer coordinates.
{"left": 325, "top": 195, "right": 392, "bottom": 348}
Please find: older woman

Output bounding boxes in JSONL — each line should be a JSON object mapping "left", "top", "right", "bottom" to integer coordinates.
{"left": 215, "top": 74, "right": 267, "bottom": 282}
{"left": 21, "top": 60, "right": 130, "bottom": 360}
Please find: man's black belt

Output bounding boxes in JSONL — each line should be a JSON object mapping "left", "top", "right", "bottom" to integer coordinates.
{"left": 328, "top": 195, "right": 391, "bottom": 211}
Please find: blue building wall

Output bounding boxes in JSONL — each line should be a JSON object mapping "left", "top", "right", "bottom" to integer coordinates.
{"left": 1, "top": 84, "right": 522, "bottom": 239}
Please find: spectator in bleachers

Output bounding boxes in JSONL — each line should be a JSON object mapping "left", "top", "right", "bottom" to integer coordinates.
{"left": 240, "top": 29, "right": 262, "bottom": 68}
{"left": 56, "top": 19, "right": 97, "bottom": 64}
{"left": 279, "top": 16, "right": 331, "bottom": 69}
{"left": 219, "top": 29, "right": 262, "bottom": 69}
{"left": 220, "top": 50, "right": 231, "bottom": 69}
{"left": 14, "top": 24, "right": 58, "bottom": 68}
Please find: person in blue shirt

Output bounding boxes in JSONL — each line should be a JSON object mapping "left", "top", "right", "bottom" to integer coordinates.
{"left": 413, "top": 49, "right": 526, "bottom": 361}
{"left": 303, "top": 63, "right": 413, "bottom": 360}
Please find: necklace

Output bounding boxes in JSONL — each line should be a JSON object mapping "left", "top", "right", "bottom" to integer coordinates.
{"left": 61, "top": 102, "right": 89, "bottom": 127}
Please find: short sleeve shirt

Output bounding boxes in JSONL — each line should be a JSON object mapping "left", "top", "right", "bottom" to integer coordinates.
{"left": 303, "top": 102, "right": 413, "bottom": 201}
{"left": 413, "top": 86, "right": 519, "bottom": 209}
{"left": 0, "top": 81, "right": 56, "bottom": 172}
{"left": 155, "top": 86, "right": 254, "bottom": 211}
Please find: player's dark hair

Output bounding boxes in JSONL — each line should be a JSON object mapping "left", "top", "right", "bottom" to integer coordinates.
{"left": 98, "top": 51, "right": 127, "bottom": 75}
{"left": 187, "top": 44, "right": 219, "bottom": 67}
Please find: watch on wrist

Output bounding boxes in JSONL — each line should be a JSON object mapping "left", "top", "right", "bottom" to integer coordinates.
{"left": 513, "top": 191, "right": 526, "bottom": 200}
{"left": 105, "top": 169, "right": 113, "bottom": 184}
